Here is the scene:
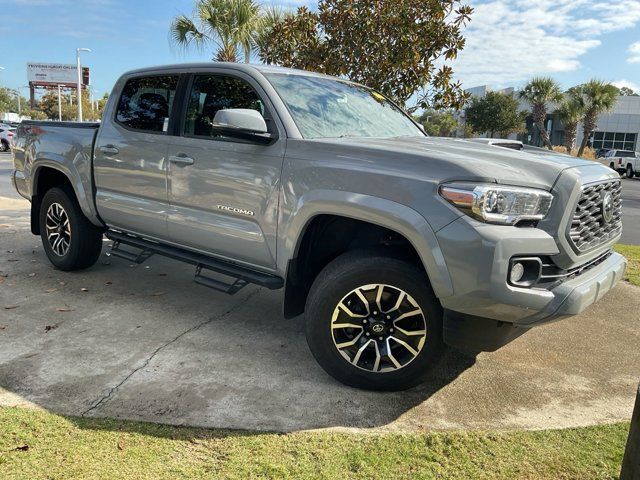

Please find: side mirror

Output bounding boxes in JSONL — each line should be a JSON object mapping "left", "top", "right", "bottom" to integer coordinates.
{"left": 212, "top": 109, "right": 274, "bottom": 145}
{"left": 213, "top": 108, "right": 268, "bottom": 133}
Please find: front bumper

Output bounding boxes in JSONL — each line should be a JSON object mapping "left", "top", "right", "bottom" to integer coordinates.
{"left": 436, "top": 216, "right": 627, "bottom": 327}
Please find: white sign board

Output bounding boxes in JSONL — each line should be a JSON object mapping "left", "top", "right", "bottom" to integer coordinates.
{"left": 27, "top": 63, "right": 77, "bottom": 85}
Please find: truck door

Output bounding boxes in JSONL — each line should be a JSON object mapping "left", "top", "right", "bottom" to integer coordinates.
{"left": 94, "top": 74, "right": 180, "bottom": 241}
{"left": 166, "top": 71, "right": 285, "bottom": 271}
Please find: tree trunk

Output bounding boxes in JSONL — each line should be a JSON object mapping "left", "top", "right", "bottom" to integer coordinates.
{"left": 564, "top": 121, "right": 577, "bottom": 153}
{"left": 215, "top": 44, "right": 238, "bottom": 63}
{"left": 577, "top": 110, "right": 597, "bottom": 157}
{"left": 533, "top": 103, "right": 552, "bottom": 150}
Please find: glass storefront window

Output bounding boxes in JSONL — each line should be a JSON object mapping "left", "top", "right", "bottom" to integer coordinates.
{"left": 591, "top": 131, "right": 638, "bottom": 151}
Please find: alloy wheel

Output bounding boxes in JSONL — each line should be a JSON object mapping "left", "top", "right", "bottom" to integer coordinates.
{"left": 331, "top": 284, "right": 427, "bottom": 373}
{"left": 45, "top": 202, "right": 72, "bottom": 256}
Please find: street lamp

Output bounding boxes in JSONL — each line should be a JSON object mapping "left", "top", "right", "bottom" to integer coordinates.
{"left": 76, "top": 48, "right": 91, "bottom": 122}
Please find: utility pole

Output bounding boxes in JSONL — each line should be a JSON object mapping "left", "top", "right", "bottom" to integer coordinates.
{"left": 57, "top": 85, "right": 63, "bottom": 121}
{"left": 76, "top": 47, "right": 91, "bottom": 122}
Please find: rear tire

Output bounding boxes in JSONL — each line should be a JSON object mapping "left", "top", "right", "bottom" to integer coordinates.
{"left": 0, "top": 140, "right": 8, "bottom": 152}
{"left": 39, "top": 186, "right": 103, "bottom": 271}
{"left": 305, "top": 250, "right": 444, "bottom": 391}
{"left": 627, "top": 165, "right": 635, "bottom": 179}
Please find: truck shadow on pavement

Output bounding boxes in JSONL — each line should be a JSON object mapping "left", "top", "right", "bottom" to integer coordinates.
{"left": 0, "top": 236, "right": 476, "bottom": 432}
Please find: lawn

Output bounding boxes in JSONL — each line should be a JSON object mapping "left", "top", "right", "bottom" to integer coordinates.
{"left": 615, "top": 244, "right": 640, "bottom": 287}
{"left": 0, "top": 407, "right": 629, "bottom": 480}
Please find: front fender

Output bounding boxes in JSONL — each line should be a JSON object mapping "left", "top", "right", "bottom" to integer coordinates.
{"left": 277, "top": 189, "right": 454, "bottom": 299}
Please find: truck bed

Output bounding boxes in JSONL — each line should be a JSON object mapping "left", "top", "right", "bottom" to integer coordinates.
{"left": 12, "top": 120, "right": 102, "bottom": 226}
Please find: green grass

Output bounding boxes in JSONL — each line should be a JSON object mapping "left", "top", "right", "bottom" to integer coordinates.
{"left": 615, "top": 244, "right": 640, "bottom": 287}
{"left": 0, "top": 407, "right": 629, "bottom": 480}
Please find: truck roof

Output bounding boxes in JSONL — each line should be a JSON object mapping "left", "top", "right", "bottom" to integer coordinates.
{"left": 122, "top": 62, "right": 337, "bottom": 80}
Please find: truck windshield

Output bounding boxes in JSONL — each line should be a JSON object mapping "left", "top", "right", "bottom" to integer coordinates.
{"left": 265, "top": 73, "right": 425, "bottom": 139}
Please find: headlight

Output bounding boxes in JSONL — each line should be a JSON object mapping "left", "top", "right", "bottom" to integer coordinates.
{"left": 439, "top": 182, "right": 553, "bottom": 225}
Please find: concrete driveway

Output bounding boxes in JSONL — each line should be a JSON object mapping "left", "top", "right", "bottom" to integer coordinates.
{"left": 1, "top": 152, "right": 639, "bottom": 432}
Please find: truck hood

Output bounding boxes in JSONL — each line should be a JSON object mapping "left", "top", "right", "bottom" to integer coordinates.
{"left": 309, "top": 136, "right": 599, "bottom": 190}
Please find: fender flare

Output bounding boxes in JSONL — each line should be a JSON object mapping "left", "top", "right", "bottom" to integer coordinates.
{"left": 32, "top": 159, "right": 103, "bottom": 228}
{"left": 277, "top": 190, "right": 454, "bottom": 299}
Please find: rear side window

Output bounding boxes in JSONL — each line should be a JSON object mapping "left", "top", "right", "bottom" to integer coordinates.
{"left": 184, "top": 74, "right": 266, "bottom": 138}
{"left": 116, "top": 75, "right": 179, "bottom": 133}
{"left": 618, "top": 151, "right": 635, "bottom": 157}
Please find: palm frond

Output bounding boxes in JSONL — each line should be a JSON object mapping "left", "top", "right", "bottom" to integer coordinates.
{"left": 170, "top": 15, "right": 209, "bottom": 51}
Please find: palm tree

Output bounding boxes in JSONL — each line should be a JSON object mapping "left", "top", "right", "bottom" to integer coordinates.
{"left": 519, "top": 77, "right": 564, "bottom": 150}
{"left": 170, "top": 0, "right": 262, "bottom": 63}
{"left": 576, "top": 80, "right": 619, "bottom": 157}
{"left": 555, "top": 88, "right": 584, "bottom": 153}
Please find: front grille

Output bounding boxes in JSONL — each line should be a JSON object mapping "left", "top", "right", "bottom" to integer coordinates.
{"left": 569, "top": 180, "right": 622, "bottom": 253}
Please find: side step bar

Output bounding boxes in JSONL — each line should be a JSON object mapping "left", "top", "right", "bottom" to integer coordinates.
{"left": 105, "top": 230, "right": 283, "bottom": 295}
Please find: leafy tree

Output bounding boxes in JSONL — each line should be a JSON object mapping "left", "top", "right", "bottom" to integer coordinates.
{"left": 618, "top": 86, "right": 638, "bottom": 96}
{"left": 259, "top": 0, "right": 473, "bottom": 112}
{"left": 171, "top": 0, "right": 276, "bottom": 63}
{"left": 416, "top": 110, "right": 459, "bottom": 137}
{"left": 555, "top": 87, "right": 584, "bottom": 152}
{"left": 38, "top": 90, "right": 77, "bottom": 120}
{"left": 0, "top": 87, "right": 28, "bottom": 116}
{"left": 464, "top": 91, "right": 525, "bottom": 138}
{"left": 519, "top": 77, "right": 563, "bottom": 150}
{"left": 575, "top": 80, "right": 619, "bottom": 157}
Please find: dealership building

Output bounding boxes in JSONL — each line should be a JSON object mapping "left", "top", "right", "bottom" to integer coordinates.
{"left": 460, "top": 85, "right": 640, "bottom": 152}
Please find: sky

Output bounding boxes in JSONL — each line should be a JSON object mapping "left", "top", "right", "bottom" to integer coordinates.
{"left": 1, "top": 0, "right": 639, "bottom": 99}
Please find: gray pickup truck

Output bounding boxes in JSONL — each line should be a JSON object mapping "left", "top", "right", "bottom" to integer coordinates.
{"left": 11, "top": 63, "right": 627, "bottom": 390}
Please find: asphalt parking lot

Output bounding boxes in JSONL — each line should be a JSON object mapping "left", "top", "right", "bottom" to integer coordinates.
{"left": 1, "top": 151, "right": 639, "bottom": 433}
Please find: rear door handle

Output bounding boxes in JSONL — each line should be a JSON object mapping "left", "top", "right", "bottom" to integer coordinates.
{"left": 169, "top": 153, "right": 195, "bottom": 166}
{"left": 99, "top": 145, "right": 119, "bottom": 155}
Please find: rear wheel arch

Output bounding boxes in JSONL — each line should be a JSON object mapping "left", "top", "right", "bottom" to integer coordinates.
{"left": 31, "top": 166, "right": 75, "bottom": 235}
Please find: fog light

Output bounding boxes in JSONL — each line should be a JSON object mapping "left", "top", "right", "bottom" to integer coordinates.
{"left": 508, "top": 257, "right": 543, "bottom": 287}
{"left": 510, "top": 262, "right": 525, "bottom": 283}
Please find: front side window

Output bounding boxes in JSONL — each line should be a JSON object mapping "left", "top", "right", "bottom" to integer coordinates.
{"left": 116, "top": 75, "right": 179, "bottom": 133}
{"left": 265, "top": 73, "right": 424, "bottom": 139}
{"left": 184, "top": 74, "right": 266, "bottom": 138}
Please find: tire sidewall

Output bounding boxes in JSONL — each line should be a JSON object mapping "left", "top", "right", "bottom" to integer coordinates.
{"left": 40, "top": 187, "right": 90, "bottom": 270}
{"left": 305, "top": 254, "right": 443, "bottom": 391}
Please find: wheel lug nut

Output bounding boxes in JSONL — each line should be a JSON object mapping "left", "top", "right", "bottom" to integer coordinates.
{"left": 373, "top": 311, "right": 378, "bottom": 315}
{"left": 363, "top": 319, "right": 367, "bottom": 324}
{"left": 386, "top": 315, "right": 391, "bottom": 320}
{"left": 378, "top": 337, "right": 383, "bottom": 341}
{"left": 365, "top": 332, "right": 370, "bottom": 336}
{"left": 390, "top": 328, "right": 394, "bottom": 333}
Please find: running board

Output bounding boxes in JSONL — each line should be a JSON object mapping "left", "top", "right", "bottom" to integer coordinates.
{"left": 105, "top": 230, "right": 283, "bottom": 294}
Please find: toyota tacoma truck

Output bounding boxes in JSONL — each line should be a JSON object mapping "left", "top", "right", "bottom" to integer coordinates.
{"left": 11, "top": 63, "right": 627, "bottom": 391}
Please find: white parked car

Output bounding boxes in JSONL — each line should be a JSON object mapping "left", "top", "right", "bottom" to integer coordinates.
{"left": 0, "top": 126, "right": 16, "bottom": 152}
{"left": 600, "top": 149, "right": 640, "bottom": 178}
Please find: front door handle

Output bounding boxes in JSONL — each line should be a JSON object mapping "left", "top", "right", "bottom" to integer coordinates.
{"left": 99, "top": 144, "right": 119, "bottom": 155}
{"left": 169, "top": 153, "right": 195, "bottom": 166}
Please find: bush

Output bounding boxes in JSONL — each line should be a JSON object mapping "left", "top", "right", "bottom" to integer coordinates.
{"left": 551, "top": 145, "right": 596, "bottom": 159}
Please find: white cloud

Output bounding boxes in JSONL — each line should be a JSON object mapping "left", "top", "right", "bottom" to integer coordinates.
{"left": 629, "top": 41, "right": 640, "bottom": 63}
{"left": 613, "top": 79, "right": 640, "bottom": 92}
{"left": 452, "top": 0, "right": 640, "bottom": 88}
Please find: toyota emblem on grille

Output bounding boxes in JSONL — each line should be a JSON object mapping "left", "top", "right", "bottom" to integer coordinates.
{"left": 601, "top": 191, "right": 614, "bottom": 224}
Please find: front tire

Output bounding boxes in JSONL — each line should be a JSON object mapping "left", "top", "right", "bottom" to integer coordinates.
{"left": 305, "top": 250, "right": 444, "bottom": 391}
{"left": 39, "top": 186, "right": 103, "bottom": 271}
